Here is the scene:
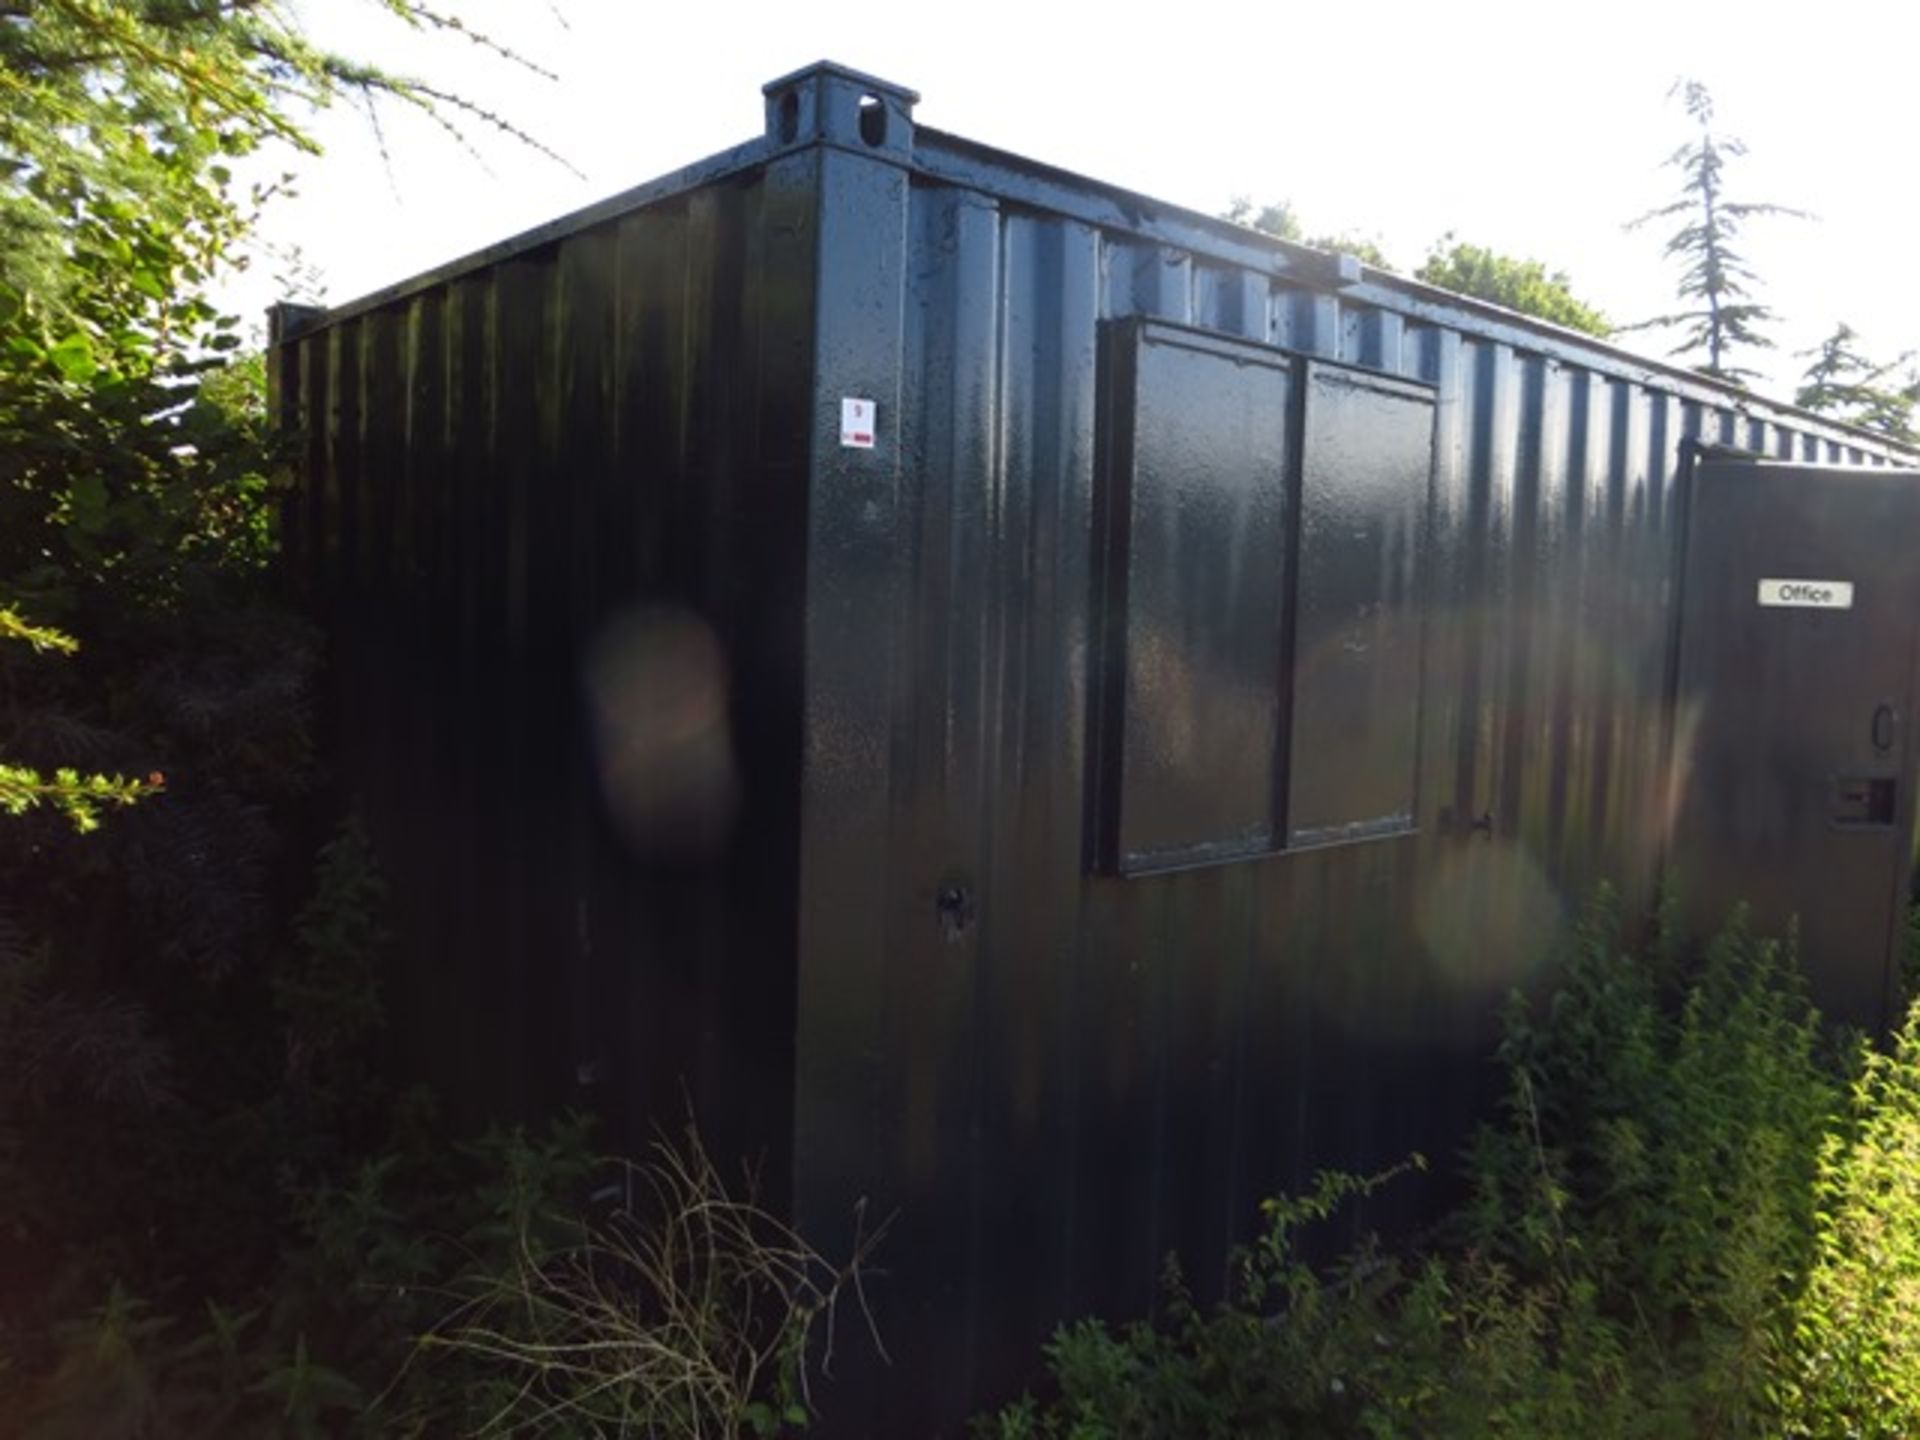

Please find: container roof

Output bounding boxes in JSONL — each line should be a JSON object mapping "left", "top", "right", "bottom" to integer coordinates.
{"left": 283, "top": 62, "right": 1917, "bottom": 463}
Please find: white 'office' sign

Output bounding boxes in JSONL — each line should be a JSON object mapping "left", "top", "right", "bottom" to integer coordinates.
{"left": 1757, "top": 578, "right": 1854, "bottom": 609}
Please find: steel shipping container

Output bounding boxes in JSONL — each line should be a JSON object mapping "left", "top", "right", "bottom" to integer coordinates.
{"left": 269, "top": 62, "right": 1920, "bottom": 1435}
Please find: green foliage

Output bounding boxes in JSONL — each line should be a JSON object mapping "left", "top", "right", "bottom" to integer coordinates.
{"left": 12, "top": 1108, "right": 864, "bottom": 1438}
{"left": 1223, "top": 196, "right": 1394, "bottom": 269}
{"left": 1414, "top": 236, "right": 1611, "bottom": 336}
{"left": 5, "top": 805, "right": 871, "bottom": 1438}
{"left": 0, "top": 1, "right": 554, "bottom": 623}
{"left": 10, "top": 1112, "right": 606, "bottom": 1438}
{"left": 984, "top": 891, "right": 1920, "bottom": 1439}
{"left": 1223, "top": 206, "right": 1616, "bottom": 330}
{"left": 0, "top": 604, "right": 163, "bottom": 830}
{"left": 1904, "top": 902, "right": 1920, "bottom": 1011}
{"left": 0, "top": 761, "right": 162, "bottom": 832}
{"left": 0, "top": 147, "right": 282, "bottom": 620}
{"left": 1795, "top": 323, "right": 1919, "bottom": 443}
{"left": 250, "top": 1335, "right": 367, "bottom": 1440}
{"left": 17, "top": 1284, "right": 172, "bottom": 1439}
{"left": 0, "top": 607, "right": 78, "bottom": 655}
{"left": 1623, "top": 79, "right": 1806, "bottom": 385}
{"left": 1224, "top": 196, "right": 1304, "bottom": 242}
{"left": 1780, "top": 1005, "right": 1920, "bottom": 1436}
{"left": 0, "top": 0, "right": 553, "bottom": 319}
{"left": 274, "top": 816, "right": 387, "bottom": 1080}
{"left": 0, "top": 815, "right": 376, "bottom": 1423}
{"left": 0, "top": 6, "right": 657, "bottom": 1438}
{"left": 272, "top": 1110, "right": 607, "bottom": 1435}
{"left": 986, "top": 1164, "right": 1430, "bottom": 1440}
{"left": 2, "top": 3, "right": 273, "bottom": 616}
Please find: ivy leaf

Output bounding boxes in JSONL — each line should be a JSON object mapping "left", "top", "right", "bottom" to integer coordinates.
{"left": 48, "top": 331, "right": 97, "bottom": 382}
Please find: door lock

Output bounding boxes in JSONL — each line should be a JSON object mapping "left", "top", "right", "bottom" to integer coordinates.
{"left": 935, "top": 880, "right": 976, "bottom": 942}
{"left": 1440, "top": 806, "right": 1495, "bottom": 839}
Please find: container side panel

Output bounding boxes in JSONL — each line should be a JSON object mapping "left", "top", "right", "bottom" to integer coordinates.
{"left": 392, "top": 290, "right": 451, "bottom": 1092}
{"left": 896, "top": 182, "right": 1004, "bottom": 1419}
{"left": 278, "top": 165, "right": 814, "bottom": 1194}
{"left": 990, "top": 209, "right": 1103, "bottom": 1342}
{"left": 790, "top": 156, "right": 1917, "bottom": 1434}
{"left": 481, "top": 253, "right": 549, "bottom": 1116}
{"left": 545, "top": 228, "right": 616, "bottom": 1121}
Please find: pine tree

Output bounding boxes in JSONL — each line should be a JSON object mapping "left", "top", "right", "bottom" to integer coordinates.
{"left": 1796, "top": 324, "right": 1919, "bottom": 444}
{"left": 1623, "top": 80, "right": 1805, "bottom": 385}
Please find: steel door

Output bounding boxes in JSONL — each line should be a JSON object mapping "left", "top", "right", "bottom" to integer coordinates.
{"left": 1670, "top": 456, "right": 1920, "bottom": 1032}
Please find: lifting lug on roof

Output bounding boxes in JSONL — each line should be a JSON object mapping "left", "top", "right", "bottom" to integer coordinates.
{"left": 1289, "top": 247, "right": 1367, "bottom": 293}
{"left": 763, "top": 60, "right": 919, "bottom": 162}
{"left": 267, "top": 301, "right": 326, "bottom": 344}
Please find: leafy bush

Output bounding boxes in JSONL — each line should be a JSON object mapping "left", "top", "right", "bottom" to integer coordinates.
{"left": 1781, "top": 1009, "right": 1920, "bottom": 1437}
{"left": 983, "top": 891, "right": 1920, "bottom": 1439}
{"left": 4, "top": 811, "right": 877, "bottom": 1439}
{"left": 11, "top": 1110, "right": 875, "bottom": 1439}
{"left": 9, "top": 1114, "right": 605, "bottom": 1440}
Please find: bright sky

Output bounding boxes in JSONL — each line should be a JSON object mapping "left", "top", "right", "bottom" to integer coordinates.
{"left": 226, "top": 0, "right": 1920, "bottom": 405}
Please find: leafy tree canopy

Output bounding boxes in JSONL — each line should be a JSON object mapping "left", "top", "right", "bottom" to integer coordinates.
{"left": 0, "top": 0, "right": 545, "bottom": 319}
{"left": 0, "top": 1, "right": 552, "bottom": 833}
{"left": 1414, "top": 236, "right": 1610, "bottom": 337}
{"left": 1224, "top": 195, "right": 1393, "bottom": 269}
{"left": 0, "top": 0, "right": 547, "bottom": 616}
{"left": 1223, "top": 196, "right": 1304, "bottom": 242}
{"left": 1224, "top": 204, "right": 1613, "bottom": 334}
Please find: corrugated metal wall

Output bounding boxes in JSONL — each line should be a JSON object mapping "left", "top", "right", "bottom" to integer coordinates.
{"left": 799, "top": 126, "right": 1917, "bottom": 1426}
{"left": 274, "top": 68, "right": 1918, "bottom": 1433}
{"left": 274, "top": 157, "right": 822, "bottom": 1192}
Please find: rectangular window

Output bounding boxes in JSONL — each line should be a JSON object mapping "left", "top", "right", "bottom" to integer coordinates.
{"left": 1094, "top": 322, "right": 1433, "bottom": 874}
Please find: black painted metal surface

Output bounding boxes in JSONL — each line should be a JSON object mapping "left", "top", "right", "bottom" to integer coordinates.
{"left": 1094, "top": 322, "right": 1297, "bottom": 874}
{"left": 271, "top": 62, "right": 1920, "bottom": 1436}
{"left": 272, "top": 149, "right": 823, "bottom": 1203}
{"left": 1290, "top": 361, "right": 1433, "bottom": 847}
{"left": 1671, "top": 458, "right": 1920, "bottom": 1032}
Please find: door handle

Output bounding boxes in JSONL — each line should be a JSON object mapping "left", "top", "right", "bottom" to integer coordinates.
{"left": 1872, "top": 702, "right": 1897, "bottom": 753}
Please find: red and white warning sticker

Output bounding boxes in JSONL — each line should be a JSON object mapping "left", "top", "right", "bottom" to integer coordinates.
{"left": 840, "top": 397, "right": 876, "bottom": 449}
